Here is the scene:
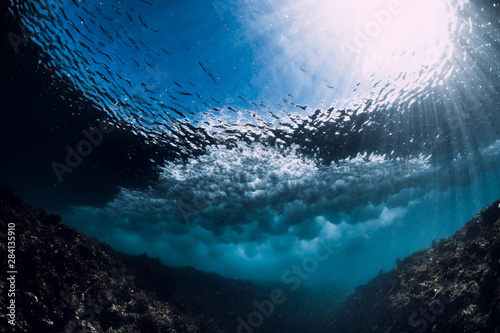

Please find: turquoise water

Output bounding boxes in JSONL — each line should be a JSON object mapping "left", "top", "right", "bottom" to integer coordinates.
{"left": 10, "top": 0, "right": 500, "bottom": 289}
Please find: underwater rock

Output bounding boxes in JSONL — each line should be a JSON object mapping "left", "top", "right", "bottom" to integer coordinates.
{"left": 0, "top": 182, "right": 204, "bottom": 332}
{"left": 0, "top": 183, "right": 339, "bottom": 332}
{"left": 327, "top": 198, "right": 500, "bottom": 333}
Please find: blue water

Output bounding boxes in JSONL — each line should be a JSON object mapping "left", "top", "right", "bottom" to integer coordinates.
{"left": 11, "top": 0, "right": 500, "bottom": 289}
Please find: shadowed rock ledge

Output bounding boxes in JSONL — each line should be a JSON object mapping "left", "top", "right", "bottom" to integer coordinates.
{"left": 0, "top": 183, "right": 338, "bottom": 333}
{"left": 0, "top": 182, "right": 227, "bottom": 332}
{"left": 327, "top": 199, "right": 500, "bottom": 333}
{"left": 1, "top": 181, "right": 499, "bottom": 333}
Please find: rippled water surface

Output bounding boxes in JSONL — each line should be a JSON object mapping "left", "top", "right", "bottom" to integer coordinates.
{"left": 8, "top": 0, "right": 500, "bottom": 287}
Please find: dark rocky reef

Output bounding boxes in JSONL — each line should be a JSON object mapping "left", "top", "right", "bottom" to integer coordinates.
{"left": 0, "top": 183, "right": 339, "bottom": 333}
{"left": 327, "top": 199, "right": 500, "bottom": 333}
{"left": 0, "top": 182, "right": 219, "bottom": 332}
{"left": 2, "top": 181, "right": 499, "bottom": 333}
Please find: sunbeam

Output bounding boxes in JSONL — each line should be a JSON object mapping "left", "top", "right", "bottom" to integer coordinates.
{"left": 6, "top": 0, "right": 500, "bottom": 295}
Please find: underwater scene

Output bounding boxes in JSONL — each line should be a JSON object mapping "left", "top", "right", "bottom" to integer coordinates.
{"left": 1, "top": 0, "right": 500, "bottom": 332}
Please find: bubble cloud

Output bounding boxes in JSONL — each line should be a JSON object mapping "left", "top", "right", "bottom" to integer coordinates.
{"left": 67, "top": 141, "right": 500, "bottom": 287}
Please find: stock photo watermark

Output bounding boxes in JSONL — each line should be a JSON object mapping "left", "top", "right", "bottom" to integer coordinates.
{"left": 213, "top": 0, "right": 238, "bottom": 21}
{"left": 7, "top": 28, "right": 36, "bottom": 54}
{"left": 177, "top": 192, "right": 210, "bottom": 225}
{"left": 236, "top": 239, "right": 337, "bottom": 332}
{"left": 340, "top": 0, "right": 403, "bottom": 59}
{"left": 7, "top": 0, "right": 71, "bottom": 54}
{"left": 130, "top": 63, "right": 169, "bottom": 100}
{"left": 5, "top": 222, "right": 17, "bottom": 326}
{"left": 51, "top": 118, "right": 115, "bottom": 183}
{"left": 64, "top": 261, "right": 135, "bottom": 333}
{"left": 401, "top": 292, "right": 452, "bottom": 333}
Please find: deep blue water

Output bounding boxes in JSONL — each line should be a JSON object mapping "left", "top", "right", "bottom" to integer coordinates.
{"left": 5, "top": 0, "right": 500, "bottom": 289}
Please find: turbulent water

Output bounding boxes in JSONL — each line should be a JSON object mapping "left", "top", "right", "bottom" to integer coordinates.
{"left": 8, "top": 0, "right": 500, "bottom": 288}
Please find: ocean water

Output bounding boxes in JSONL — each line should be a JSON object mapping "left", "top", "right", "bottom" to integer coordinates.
{"left": 4, "top": 0, "right": 500, "bottom": 293}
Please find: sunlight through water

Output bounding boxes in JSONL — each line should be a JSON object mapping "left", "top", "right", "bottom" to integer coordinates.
{"left": 240, "top": 0, "right": 470, "bottom": 109}
{"left": 9, "top": 0, "right": 500, "bottom": 289}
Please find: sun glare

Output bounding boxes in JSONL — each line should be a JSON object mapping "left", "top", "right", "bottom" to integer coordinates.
{"left": 241, "top": 0, "right": 468, "bottom": 107}
{"left": 330, "top": 0, "right": 462, "bottom": 76}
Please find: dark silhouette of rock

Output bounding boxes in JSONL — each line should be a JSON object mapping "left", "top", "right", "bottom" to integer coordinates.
{"left": 0, "top": 183, "right": 341, "bottom": 332}
{"left": 3, "top": 180, "right": 498, "bottom": 333}
{"left": 327, "top": 199, "right": 500, "bottom": 333}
